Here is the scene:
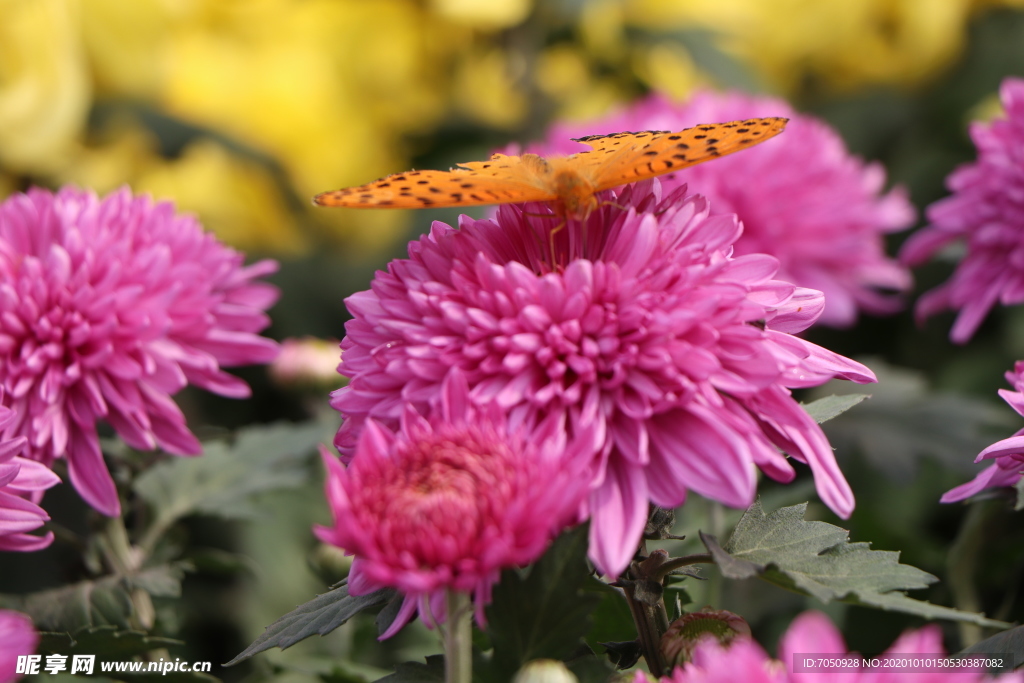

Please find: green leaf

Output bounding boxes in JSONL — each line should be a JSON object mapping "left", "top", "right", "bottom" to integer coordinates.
{"left": 485, "top": 525, "right": 601, "bottom": 672}
{"left": 375, "top": 655, "right": 445, "bottom": 683}
{"left": 810, "top": 361, "right": 1015, "bottom": 481}
{"left": 957, "top": 624, "right": 1024, "bottom": 669}
{"left": 4, "top": 577, "right": 135, "bottom": 631}
{"left": 106, "top": 671, "right": 221, "bottom": 683}
{"left": 37, "top": 626, "right": 183, "bottom": 658}
{"left": 701, "top": 499, "right": 1011, "bottom": 629}
{"left": 129, "top": 564, "right": 189, "bottom": 598}
{"left": 583, "top": 578, "right": 636, "bottom": 654}
{"left": 566, "top": 655, "right": 616, "bottom": 683}
{"left": 134, "top": 419, "right": 329, "bottom": 534}
{"left": 802, "top": 394, "right": 871, "bottom": 424}
{"left": 1, "top": 564, "right": 188, "bottom": 633}
{"left": 226, "top": 584, "right": 396, "bottom": 665}
{"left": 37, "top": 629, "right": 221, "bottom": 683}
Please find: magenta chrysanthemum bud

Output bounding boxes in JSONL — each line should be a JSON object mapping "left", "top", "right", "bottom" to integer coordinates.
{"left": 0, "top": 610, "right": 37, "bottom": 683}
{"left": 943, "top": 361, "right": 1024, "bottom": 502}
{"left": 0, "top": 398, "right": 59, "bottom": 552}
{"left": 902, "top": 77, "right": 1024, "bottom": 343}
{"left": 526, "top": 90, "right": 915, "bottom": 328}
{"left": 0, "top": 187, "right": 280, "bottom": 516}
{"left": 330, "top": 179, "right": 875, "bottom": 578}
{"left": 316, "top": 370, "right": 589, "bottom": 638}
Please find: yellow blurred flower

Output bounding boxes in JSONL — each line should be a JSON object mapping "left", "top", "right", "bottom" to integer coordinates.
{"left": 632, "top": 41, "right": 703, "bottom": 100}
{"left": 431, "top": 0, "right": 532, "bottom": 29}
{"left": 622, "top": 0, "right": 995, "bottom": 93}
{"left": 536, "top": 45, "right": 626, "bottom": 121}
{"left": 454, "top": 46, "right": 528, "bottom": 128}
{"left": 0, "top": 0, "right": 90, "bottom": 174}
{"left": 135, "top": 139, "right": 306, "bottom": 255}
{"left": 60, "top": 119, "right": 305, "bottom": 254}
{"left": 79, "top": 0, "right": 175, "bottom": 98}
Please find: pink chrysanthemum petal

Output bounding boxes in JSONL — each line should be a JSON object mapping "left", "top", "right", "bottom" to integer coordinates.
{"left": 0, "top": 610, "right": 38, "bottom": 683}
{"left": 331, "top": 179, "right": 875, "bottom": 578}
{"left": 655, "top": 610, "right": 1024, "bottom": 683}
{"left": 0, "top": 187, "right": 280, "bottom": 516}
{"left": 902, "top": 78, "right": 1024, "bottom": 343}
{"left": 944, "top": 361, "right": 1024, "bottom": 502}
{"left": 317, "top": 370, "right": 588, "bottom": 637}
{"left": 522, "top": 90, "right": 914, "bottom": 328}
{"left": 0, "top": 399, "right": 57, "bottom": 552}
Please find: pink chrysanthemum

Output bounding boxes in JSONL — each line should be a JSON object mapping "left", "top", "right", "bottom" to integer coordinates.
{"left": 0, "top": 187, "right": 280, "bottom": 517}
{"left": 331, "top": 180, "right": 876, "bottom": 577}
{"left": 0, "top": 610, "right": 37, "bottom": 683}
{"left": 901, "top": 77, "right": 1024, "bottom": 343}
{"left": 637, "top": 610, "right": 1023, "bottom": 683}
{"left": 316, "top": 370, "right": 589, "bottom": 638}
{"left": 942, "top": 361, "right": 1024, "bottom": 502}
{"left": 0, "top": 397, "right": 59, "bottom": 552}
{"left": 524, "top": 90, "right": 914, "bottom": 328}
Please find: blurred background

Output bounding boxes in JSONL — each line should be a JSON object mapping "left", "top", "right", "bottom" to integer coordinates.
{"left": 4, "top": 0, "right": 1024, "bottom": 680}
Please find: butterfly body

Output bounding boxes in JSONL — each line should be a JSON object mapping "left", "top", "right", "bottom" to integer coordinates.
{"left": 314, "top": 118, "right": 788, "bottom": 220}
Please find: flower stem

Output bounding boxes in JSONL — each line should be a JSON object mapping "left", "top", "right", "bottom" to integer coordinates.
{"left": 947, "top": 500, "right": 997, "bottom": 647}
{"left": 444, "top": 590, "right": 472, "bottom": 683}
{"left": 100, "top": 515, "right": 156, "bottom": 630}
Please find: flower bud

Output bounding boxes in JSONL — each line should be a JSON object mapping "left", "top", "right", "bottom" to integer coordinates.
{"left": 269, "top": 337, "right": 343, "bottom": 389}
{"left": 660, "top": 607, "right": 751, "bottom": 667}
{"left": 511, "top": 659, "right": 579, "bottom": 683}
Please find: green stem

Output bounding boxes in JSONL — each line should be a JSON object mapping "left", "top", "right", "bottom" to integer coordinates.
{"left": 622, "top": 583, "right": 669, "bottom": 677}
{"left": 947, "top": 501, "right": 996, "bottom": 647}
{"left": 100, "top": 516, "right": 156, "bottom": 630}
{"left": 654, "top": 553, "right": 714, "bottom": 581}
{"left": 444, "top": 590, "right": 472, "bottom": 683}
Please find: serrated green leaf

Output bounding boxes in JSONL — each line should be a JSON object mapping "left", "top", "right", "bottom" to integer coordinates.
{"left": 7, "top": 576, "right": 135, "bottom": 631}
{"left": 802, "top": 394, "right": 871, "bottom": 424}
{"left": 37, "top": 626, "right": 183, "bottom": 658}
{"left": 701, "top": 499, "right": 1011, "bottom": 629}
{"left": 2, "top": 563, "right": 187, "bottom": 633}
{"left": 485, "top": 526, "right": 601, "bottom": 672}
{"left": 134, "top": 419, "right": 328, "bottom": 534}
{"left": 226, "top": 584, "right": 396, "bottom": 665}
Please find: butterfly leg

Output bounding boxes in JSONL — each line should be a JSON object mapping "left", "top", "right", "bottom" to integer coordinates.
{"left": 520, "top": 208, "right": 566, "bottom": 267}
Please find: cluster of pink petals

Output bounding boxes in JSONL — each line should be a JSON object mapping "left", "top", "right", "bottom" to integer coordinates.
{"left": 901, "top": 77, "right": 1024, "bottom": 343}
{"left": 943, "top": 360, "right": 1024, "bottom": 502}
{"left": 525, "top": 90, "right": 915, "bottom": 328}
{"left": 637, "top": 611, "right": 1022, "bottom": 683}
{"left": 0, "top": 610, "right": 37, "bottom": 683}
{"left": 331, "top": 180, "right": 876, "bottom": 578}
{"left": 0, "top": 187, "right": 280, "bottom": 517}
{"left": 316, "top": 370, "right": 589, "bottom": 637}
{"left": 0, "top": 397, "right": 59, "bottom": 551}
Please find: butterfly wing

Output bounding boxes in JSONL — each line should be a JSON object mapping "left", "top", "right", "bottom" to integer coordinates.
{"left": 570, "top": 118, "right": 788, "bottom": 192}
{"left": 313, "top": 154, "right": 559, "bottom": 209}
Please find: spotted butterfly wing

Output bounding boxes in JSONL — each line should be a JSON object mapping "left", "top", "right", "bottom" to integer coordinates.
{"left": 313, "top": 117, "right": 788, "bottom": 211}
{"left": 569, "top": 117, "right": 788, "bottom": 191}
{"left": 313, "top": 155, "right": 559, "bottom": 209}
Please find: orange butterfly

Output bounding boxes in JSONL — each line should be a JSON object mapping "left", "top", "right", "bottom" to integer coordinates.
{"left": 313, "top": 118, "right": 787, "bottom": 221}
